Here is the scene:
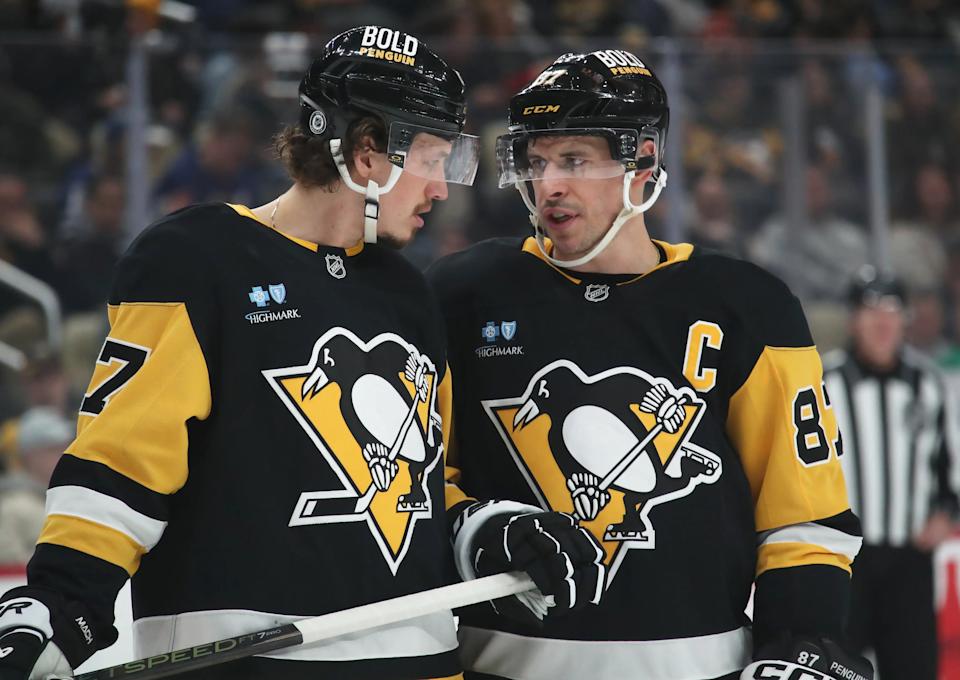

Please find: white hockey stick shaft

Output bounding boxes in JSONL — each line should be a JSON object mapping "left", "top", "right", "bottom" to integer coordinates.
{"left": 297, "top": 570, "right": 533, "bottom": 644}
{"left": 77, "top": 572, "right": 535, "bottom": 680}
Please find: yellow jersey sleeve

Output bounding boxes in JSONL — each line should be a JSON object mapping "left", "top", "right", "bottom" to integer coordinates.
{"left": 38, "top": 220, "right": 214, "bottom": 577}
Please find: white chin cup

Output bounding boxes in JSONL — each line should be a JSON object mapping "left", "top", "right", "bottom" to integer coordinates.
{"left": 330, "top": 139, "right": 403, "bottom": 244}
{"left": 523, "top": 168, "right": 668, "bottom": 269}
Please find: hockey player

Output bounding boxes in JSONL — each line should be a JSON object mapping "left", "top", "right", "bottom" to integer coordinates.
{"left": 0, "top": 28, "right": 603, "bottom": 680}
{"left": 428, "top": 50, "right": 873, "bottom": 680}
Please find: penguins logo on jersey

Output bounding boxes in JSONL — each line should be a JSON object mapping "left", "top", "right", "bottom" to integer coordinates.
{"left": 483, "top": 360, "right": 722, "bottom": 583}
{"left": 263, "top": 328, "right": 443, "bottom": 573}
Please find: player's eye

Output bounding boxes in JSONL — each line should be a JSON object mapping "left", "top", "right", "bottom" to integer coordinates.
{"left": 561, "top": 157, "right": 587, "bottom": 171}
{"left": 528, "top": 157, "right": 548, "bottom": 175}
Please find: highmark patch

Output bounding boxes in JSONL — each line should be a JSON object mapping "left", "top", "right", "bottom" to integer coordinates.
{"left": 246, "top": 308, "right": 302, "bottom": 325}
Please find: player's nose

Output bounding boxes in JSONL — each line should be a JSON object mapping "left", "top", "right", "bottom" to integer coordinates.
{"left": 427, "top": 178, "right": 448, "bottom": 202}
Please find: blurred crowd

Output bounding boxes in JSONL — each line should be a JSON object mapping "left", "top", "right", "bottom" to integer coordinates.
{"left": 1, "top": 0, "right": 960, "bottom": 565}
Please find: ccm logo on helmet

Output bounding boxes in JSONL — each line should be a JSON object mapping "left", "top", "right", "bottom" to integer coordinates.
{"left": 522, "top": 105, "right": 560, "bottom": 115}
{"left": 359, "top": 27, "right": 419, "bottom": 65}
{"left": 592, "top": 50, "right": 652, "bottom": 77}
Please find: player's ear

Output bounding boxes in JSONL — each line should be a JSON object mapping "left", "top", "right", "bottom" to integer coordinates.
{"left": 351, "top": 134, "right": 394, "bottom": 187}
{"left": 351, "top": 135, "right": 378, "bottom": 182}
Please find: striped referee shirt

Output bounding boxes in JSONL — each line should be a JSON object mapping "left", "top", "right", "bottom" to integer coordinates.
{"left": 823, "top": 347, "right": 960, "bottom": 547}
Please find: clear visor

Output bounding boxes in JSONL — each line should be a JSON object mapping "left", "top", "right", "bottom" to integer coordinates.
{"left": 387, "top": 122, "right": 480, "bottom": 186}
{"left": 495, "top": 128, "right": 659, "bottom": 188}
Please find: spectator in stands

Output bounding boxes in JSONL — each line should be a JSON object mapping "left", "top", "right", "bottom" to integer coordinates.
{"left": 750, "top": 164, "right": 869, "bottom": 303}
{"left": 685, "top": 171, "right": 746, "bottom": 258}
{"left": 888, "top": 57, "right": 956, "bottom": 184}
{"left": 0, "top": 173, "right": 58, "bottom": 288}
{"left": 802, "top": 56, "right": 864, "bottom": 221}
{"left": 154, "top": 110, "right": 270, "bottom": 214}
{"left": 909, "top": 288, "right": 952, "bottom": 362}
{"left": 891, "top": 163, "right": 956, "bottom": 293}
{"left": 0, "top": 407, "right": 73, "bottom": 565}
{"left": 0, "top": 346, "right": 73, "bottom": 472}
{"left": 684, "top": 58, "right": 781, "bottom": 225}
{"left": 55, "top": 174, "right": 126, "bottom": 314}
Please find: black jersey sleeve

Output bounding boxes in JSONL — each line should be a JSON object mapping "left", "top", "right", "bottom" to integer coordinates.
{"left": 27, "top": 209, "right": 217, "bottom": 647}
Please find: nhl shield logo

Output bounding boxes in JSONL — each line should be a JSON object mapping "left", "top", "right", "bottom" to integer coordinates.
{"left": 584, "top": 284, "right": 610, "bottom": 303}
{"left": 325, "top": 254, "right": 347, "bottom": 279}
{"left": 501, "top": 321, "right": 518, "bottom": 342}
{"left": 269, "top": 283, "right": 286, "bottom": 304}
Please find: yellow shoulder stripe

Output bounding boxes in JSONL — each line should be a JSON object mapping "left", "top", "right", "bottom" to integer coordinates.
{"left": 38, "top": 514, "right": 146, "bottom": 576}
{"left": 757, "top": 541, "right": 853, "bottom": 576}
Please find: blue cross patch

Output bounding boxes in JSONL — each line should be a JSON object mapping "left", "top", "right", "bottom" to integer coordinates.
{"left": 248, "top": 286, "right": 271, "bottom": 307}
{"left": 482, "top": 321, "right": 500, "bottom": 343}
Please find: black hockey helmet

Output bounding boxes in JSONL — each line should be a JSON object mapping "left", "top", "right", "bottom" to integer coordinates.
{"left": 297, "top": 26, "right": 478, "bottom": 243}
{"left": 299, "top": 25, "right": 467, "bottom": 139}
{"left": 496, "top": 49, "right": 670, "bottom": 268}
{"left": 497, "top": 50, "right": 669, "bottom": 187}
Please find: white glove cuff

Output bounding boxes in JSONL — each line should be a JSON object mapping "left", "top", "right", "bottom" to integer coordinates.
{"left": 451, "top": 500, "right": 542, "bottom": 582}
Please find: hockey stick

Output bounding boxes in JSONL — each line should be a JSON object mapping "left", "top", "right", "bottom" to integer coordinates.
{"left": 354, "top": 372, "right": 428, "bottom": 513}
{"left": 74, "top": 571, "right": 534, "bottom": 680}
{"left": 598, "top": 394, "right": 689, "bottom": 490}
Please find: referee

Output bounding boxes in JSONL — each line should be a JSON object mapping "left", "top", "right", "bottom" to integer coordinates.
{"left": 823, "top": 269, "right": 959, "bottom": 680}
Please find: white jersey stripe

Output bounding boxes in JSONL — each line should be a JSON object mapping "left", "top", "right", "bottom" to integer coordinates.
{"left": 45, "top": 485, "right": 167, "bottom": 550}
{"left": 758, "top": 522, "right": 862, "bottom": 562}
{"left": 458, "top": 625, "right": 752, "bottom": 680}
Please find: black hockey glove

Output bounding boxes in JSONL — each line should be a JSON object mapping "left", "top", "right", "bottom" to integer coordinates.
{"left": 452, "top": 500, "right": 606, "bottom": 626}
{"left": 0, "top": 587, "right": 112, "bottom": 680}
{"left": 741, "top": 635, "right": 873, "bottom": 680}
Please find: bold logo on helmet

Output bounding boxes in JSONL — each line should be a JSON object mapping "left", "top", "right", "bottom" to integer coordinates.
{"left": 482, "top": 360, "right": 722, "bottom": 584}
{"left": 308, "top": 110, "right": 327, "bottom": 135}
{"left": 522, "top": 105, "right": 561, "bottom": 115}
{"left": 264, "top": 328, "right": 444, "bottom": 573}
{"left": 591, "top": 50, "right": 652, "bottom": 77}
{"left": 358, "top": 26, "right": 418, "bottom": 66}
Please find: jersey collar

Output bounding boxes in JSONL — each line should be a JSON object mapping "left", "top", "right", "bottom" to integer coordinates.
{"left": 521, "top": 236, "right": 693, "bottom": 286}
{"left": 227, "top": 203, "right": 365, "bottom": 256}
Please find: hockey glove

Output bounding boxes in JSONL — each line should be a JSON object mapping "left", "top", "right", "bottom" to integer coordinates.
{"left": 0, "top": 587, "right": 112, "bottom": 680}
{"left": 452, "top": 501, "right": 606, "bottom": 626}
{"left": 741, "top": 635, "right": 873, "bottom": 680}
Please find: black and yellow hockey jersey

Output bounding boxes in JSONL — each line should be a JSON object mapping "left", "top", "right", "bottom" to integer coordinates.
{"left": 30, "top": 203, "right": 463, "bottom": 679}
{"left": 428, "top": 237, "right": 862, "bottom": 680}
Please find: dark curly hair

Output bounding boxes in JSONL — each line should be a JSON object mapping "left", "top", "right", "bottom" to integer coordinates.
{"left": 274, "top": 116, "right": 387, "bottom": 191}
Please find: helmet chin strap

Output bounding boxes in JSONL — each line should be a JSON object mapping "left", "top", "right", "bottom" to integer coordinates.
{"left": 330, "top": 139, "right": 403, "bottom": 244}
{"left": 521, "top": 168, "right": 668, "bottom": 269}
